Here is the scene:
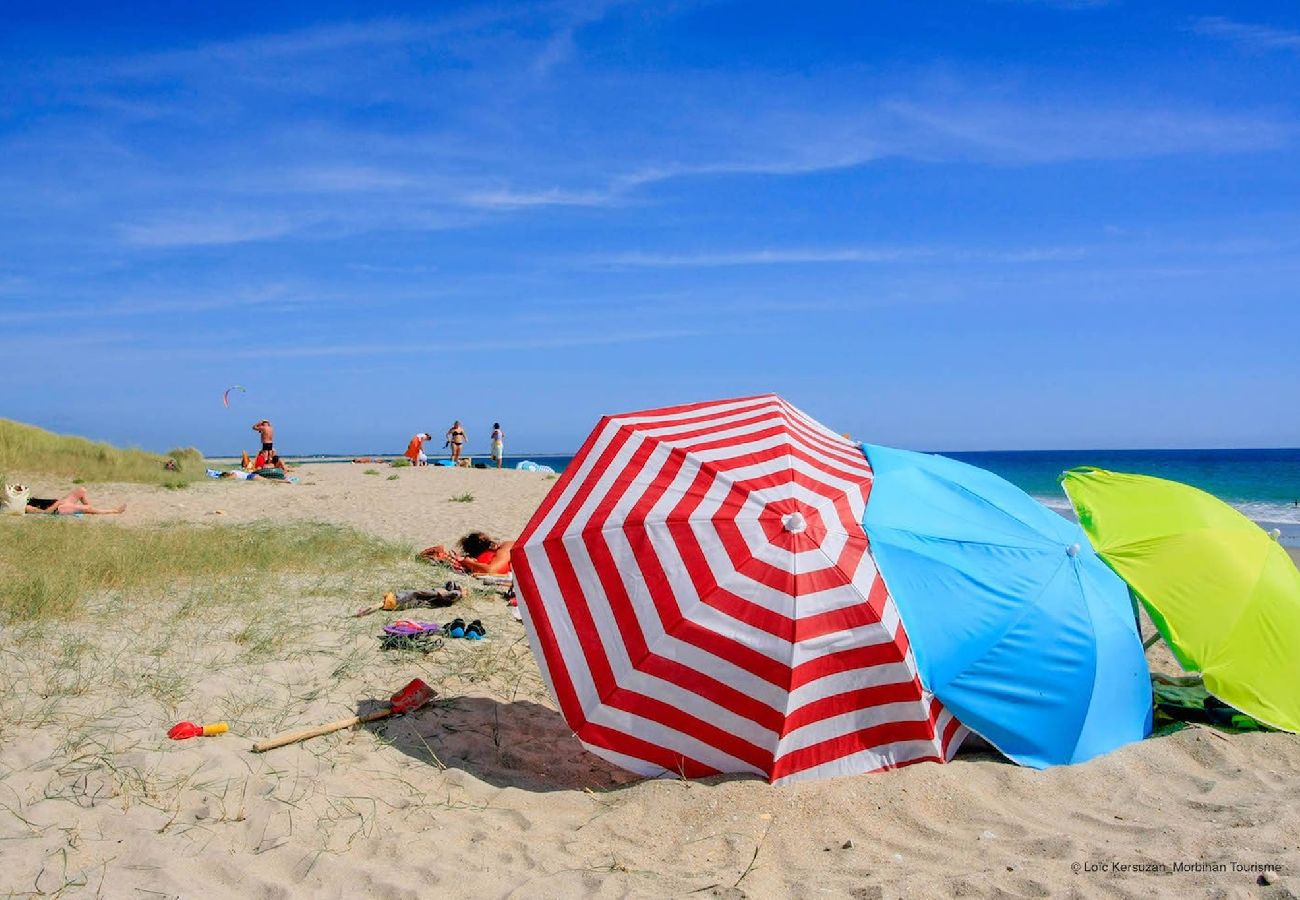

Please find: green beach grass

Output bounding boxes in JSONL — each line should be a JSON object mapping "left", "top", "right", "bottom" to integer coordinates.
{"left": 0, "top": 418, "right": 205, "bottom": 486}
{"left": 0, "top": 520, "right": 412, "bottom": 624}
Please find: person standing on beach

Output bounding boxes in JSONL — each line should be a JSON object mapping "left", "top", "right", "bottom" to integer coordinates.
{"left": 252, "top": 419, "right": 275, "bottom": 468}
{"left": 405, "top": 432, "right": 431, "bottom": 466}
{"left": 489, "top": 422, "right": 504, "bottom": 469}
{"left": 446, "top": 421, "right": 467, "bottom": 464}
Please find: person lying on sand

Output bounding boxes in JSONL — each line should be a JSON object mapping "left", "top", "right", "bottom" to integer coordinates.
{"left": 219, "top": 454, "right": 293, "bottom": 482}
{"left": 419, "top": 531, "right": 514, "bottom": 575}
{"left": 219, "top": 470, "right": 292, "bottom": 482}
{"left": 253, "top": 453, "right": 286, "bottom": 474}
{"left": 26, "top": 486, "right": 126, "bottom": 515}
{"left": 248, "top": 455, "right": 293, "bottom": 481}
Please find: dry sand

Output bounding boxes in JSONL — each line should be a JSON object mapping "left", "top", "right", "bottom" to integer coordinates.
{"left": 1, "top": 463, "right": 1298, "bottom": 899}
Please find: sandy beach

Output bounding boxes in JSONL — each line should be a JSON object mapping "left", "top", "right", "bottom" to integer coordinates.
{"left": 1, "top": 463, "right": 1297, "bottom": 899}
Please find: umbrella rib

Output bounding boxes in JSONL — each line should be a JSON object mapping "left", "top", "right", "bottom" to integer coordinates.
{"left": 919, "top": 468, "right": 1062, "bottom": 546}
{"left": 865, "top": 524, "right": 1048, "bottom": 555}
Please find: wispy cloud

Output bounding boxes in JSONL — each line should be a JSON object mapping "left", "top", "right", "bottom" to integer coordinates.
{"left": 114, "top": 12, "right": 516, "bottom": 77}
{"left": 283, "top": 166, "right": 418, "bottom": 193}
{"left": 883, "top": 99, "right": 1291, "bottom": 163}
{"left": 461, "top": 186, "right": 627, "bottom": 209}
{"left": 532, "top": 0, "right": 630, "bottom": 75}
{"left": 1194, "top": 16, "right": 1300, "bottom": 53}
{"left": 584, "top": 244, "right": 1088, "bottom": 269}
{"left": 120, "top": 214, "right": 306, "bottom": 247}
{"left": 208, "top": 328, "right": 703, "bottom": 359}
{"left": 590, "top": 247, "right": 923, "bottom": 268}
{"left": 0, "top": 283, "right": 322, "bottom": 324}
{"left": 2, "top": 5, "right": 1288, "bottom": 256}
{"left": 430, "top": 94, "right": 1292, "bottom": 216}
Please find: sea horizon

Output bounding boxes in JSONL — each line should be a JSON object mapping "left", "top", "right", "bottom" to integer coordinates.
{"left": 220, "top": 446, "right": 1300, "bottom": 543}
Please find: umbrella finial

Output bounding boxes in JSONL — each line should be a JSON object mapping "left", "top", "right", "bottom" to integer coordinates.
{"left": 1067, "top": 543, "right": 1080, "bottom": 557}
{"left": 782, "top": 511, "right": 808, "bottom": 534}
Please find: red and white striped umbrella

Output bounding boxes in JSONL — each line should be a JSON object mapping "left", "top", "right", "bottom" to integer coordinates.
{"left": 514, "top": 395, "right": 967, "bottom": 784}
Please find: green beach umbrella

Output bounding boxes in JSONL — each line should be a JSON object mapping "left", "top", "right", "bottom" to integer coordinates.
{"left": 1060, "top": 467, "right": 1300, "bottom": 733}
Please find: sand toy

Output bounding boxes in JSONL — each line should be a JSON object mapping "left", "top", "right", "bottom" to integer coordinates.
{"left": 168, "top": 721, "right": 229, "bottom": 740}
{"left": 251, "top": 678, "right": 435, "bottom": 753}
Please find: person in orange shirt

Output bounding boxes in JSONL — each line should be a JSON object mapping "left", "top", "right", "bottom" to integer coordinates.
{"left": 404, "top": 432, "right": 432, "bottom": 466}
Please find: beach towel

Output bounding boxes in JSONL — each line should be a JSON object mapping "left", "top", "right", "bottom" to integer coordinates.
{"left": 1, "top": 484, "right": 29, "bottom": 516}
{"left": 1151, "top": 677, "right": 1270, "bottom": 735}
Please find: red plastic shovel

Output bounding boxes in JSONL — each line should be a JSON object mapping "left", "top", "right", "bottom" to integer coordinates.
{"left": 168, "top": 721, "right": 229, "bottom": 740}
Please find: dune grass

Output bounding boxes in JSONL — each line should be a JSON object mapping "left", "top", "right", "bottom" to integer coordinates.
{"left": 0, "top": 418, "right": 206, "bottom": 486}
{"left": 0, "top": 520, "right": 411, "bottom": 624}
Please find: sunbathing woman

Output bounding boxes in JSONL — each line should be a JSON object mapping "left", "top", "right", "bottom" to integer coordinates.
{"left": 26, "top": 486, "right": 126, "bottom": 515}
{"left": 420, "top": 531, "right": 514, "bottom": 575}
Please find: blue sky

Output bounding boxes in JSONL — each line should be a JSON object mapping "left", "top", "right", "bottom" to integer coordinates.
{"left": 2, "top": 1, "right": 1298, "bottom": 455}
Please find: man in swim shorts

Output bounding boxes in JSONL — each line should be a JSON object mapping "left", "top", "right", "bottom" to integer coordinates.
{"left": 252, "top": 419, "right": 275, "bottom": 468}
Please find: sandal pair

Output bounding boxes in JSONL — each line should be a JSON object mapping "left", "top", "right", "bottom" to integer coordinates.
{"left": 443, "top": 618, "right": 486, "bottom": 640}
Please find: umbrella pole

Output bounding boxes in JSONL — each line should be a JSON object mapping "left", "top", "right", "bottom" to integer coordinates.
{"left": 1129, "top": 587, "right": 1164, "bottom": 651}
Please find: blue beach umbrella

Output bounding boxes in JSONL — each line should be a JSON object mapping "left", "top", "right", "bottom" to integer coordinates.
{"left": 861, "top": 444, "right": 1152, "bottom": 768}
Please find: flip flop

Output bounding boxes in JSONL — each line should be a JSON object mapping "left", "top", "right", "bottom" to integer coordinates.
{"left": 443, "top": 618, "right": 466, "bottom": 639}
{"left": 383, "top": 620, "right": 440, "bottom": 636}
{"left": 378, "top": 620, "right": 444, "bottom": 652}
{"left": 464, "top": 620, "right": 486, "bottom": 640}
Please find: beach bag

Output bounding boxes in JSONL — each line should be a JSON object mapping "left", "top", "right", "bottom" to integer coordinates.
{"left": 1, "top": 483, "right": 30, "bottom": 515}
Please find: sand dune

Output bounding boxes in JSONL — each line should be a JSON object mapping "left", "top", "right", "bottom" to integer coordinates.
{"left": 1, "top": 464, "right": 1297, "bottom": 898}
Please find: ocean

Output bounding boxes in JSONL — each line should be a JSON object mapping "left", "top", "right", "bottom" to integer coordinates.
{"left": 942, "top": 449, "right": 1300, "bottom": 542}
{"left": 510, "top": 448, "right": 1300, "bottom": 546}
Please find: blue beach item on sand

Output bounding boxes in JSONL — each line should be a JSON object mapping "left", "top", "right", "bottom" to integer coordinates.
{"left": 861, "top": 444, "right": 1152, "bottom": 768}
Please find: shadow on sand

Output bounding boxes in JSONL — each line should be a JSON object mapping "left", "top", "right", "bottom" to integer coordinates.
{"left": 359, "top": 691, "right": 1016, "bottom": 793}
{"left": 363, "top": 694, "right": 645, "bottom": 792}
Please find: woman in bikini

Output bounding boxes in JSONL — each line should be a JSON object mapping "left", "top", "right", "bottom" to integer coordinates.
{"left": 446, "top": 421, "right": 467, "bottom": 464}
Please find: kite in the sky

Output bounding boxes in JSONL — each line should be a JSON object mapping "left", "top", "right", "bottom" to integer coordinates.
{"left": 222, "top": 385, "right": 246, "bottom": 408}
